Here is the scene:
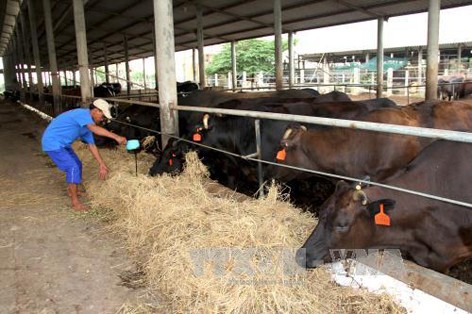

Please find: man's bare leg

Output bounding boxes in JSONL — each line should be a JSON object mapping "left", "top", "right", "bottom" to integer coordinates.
{"left": 68, "top": 183, "right": 89, "bottom": 211}
{"left": 67, "top": 185, "right": 85, "bottom": 197}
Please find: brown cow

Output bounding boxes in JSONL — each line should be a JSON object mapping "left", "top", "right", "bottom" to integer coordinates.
{"left": 275, "top": 101, "right": 472, "bottom": 182}
{"left": 297, "top": 140, "right": 472, "bottom": 273}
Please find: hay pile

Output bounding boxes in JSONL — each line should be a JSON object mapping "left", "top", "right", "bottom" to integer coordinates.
{"left": 75, "top": 143, "right": 404, "bottom": 313}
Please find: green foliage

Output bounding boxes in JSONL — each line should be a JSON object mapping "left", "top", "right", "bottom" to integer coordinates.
{"left": 206, "top": 38, "right": 292, "bottom": 76}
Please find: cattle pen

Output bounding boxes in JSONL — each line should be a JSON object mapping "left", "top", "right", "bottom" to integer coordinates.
{"left": 2, "top": 0, "right": 472, "bottom": 312}
{"left": 16, "top": 90, "right": 472, "bottom": 313}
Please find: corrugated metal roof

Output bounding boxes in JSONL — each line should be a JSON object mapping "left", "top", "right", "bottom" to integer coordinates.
{"left": 1, "top": 0, "right": 472, "bottom": 70}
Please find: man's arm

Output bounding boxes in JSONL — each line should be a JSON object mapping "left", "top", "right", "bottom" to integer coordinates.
{"left": 88, "top": 144, "right": 109, "bottom": 180}
{"left": 87, "top": 123, "right": 127, "bottom": 145}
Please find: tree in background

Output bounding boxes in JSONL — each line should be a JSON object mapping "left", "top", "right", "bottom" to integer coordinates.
{"left": 205, "top": 38, "right": 291, "bottom": 78}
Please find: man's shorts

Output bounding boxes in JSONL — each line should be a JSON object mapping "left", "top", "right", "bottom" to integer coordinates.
{"left": 46, "top": 147, "right": 83, "bottom": 184}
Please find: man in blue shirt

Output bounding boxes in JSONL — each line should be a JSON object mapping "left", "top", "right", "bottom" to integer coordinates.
{"left": 42, "top": 99, "right": 127, "bottom": 211}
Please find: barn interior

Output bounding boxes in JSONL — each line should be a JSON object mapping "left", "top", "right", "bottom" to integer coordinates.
{"left": 0, "top": 1, "right": 472, "bottom": 313}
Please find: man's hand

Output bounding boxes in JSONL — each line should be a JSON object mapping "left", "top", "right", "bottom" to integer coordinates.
{"left": 115, "top": 135, "right": 127, "bottom": 145}
{"left": 99, "top": 163, "right": 109, "bottom": 180}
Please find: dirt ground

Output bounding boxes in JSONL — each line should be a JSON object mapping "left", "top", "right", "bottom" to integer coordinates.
{"left": 0, "top": 100, "right": 146, "bottom": 313}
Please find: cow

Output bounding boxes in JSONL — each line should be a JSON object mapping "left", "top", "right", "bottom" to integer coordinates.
{"left": 150, "top": 97, "right": 398, "bottom": 178}
{"left": 177, "top": 81, "right": 199, "bottom": 94}
{"left": 94, "top": 104, "right": 161, "bottom": 153}
{"left": 437, "top": 76, "right": 463, "bottom": 101}
{"left": 297, "top": 140, "right": 472, "bottom": 273}
{"left": 149, "top": 98, "right": 400, "bottom": 210}
{"left": 458, "top": 79, "right": 472, "bottom": 99}
{"left": 274, "top": 100, "right": 472, "bottom": 183}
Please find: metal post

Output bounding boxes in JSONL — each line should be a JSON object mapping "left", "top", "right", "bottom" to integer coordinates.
{"left": 274, "top": 0, "right": 283, "bottom": 90}
{"left": 196, "top": 3, "right": 206, "bottom": 89}
{"left": 43, "top": 0, "right": 62, "bottom": 113}
{"left": 426, "top": 0, "right": 440, "bottom": 101}
{"left": 89, "top": 52, "right": 95, "bottom": 92}
{"left": 457, "top": 44, "right": 462, "bottom": 73}
{"left": 143, "top": 57, "right": 147, "bottom": 90}
{"left": 63, "top": 70, "right": 68, "bottom": 86}
{"left": 254, "top": 119, "right": 264, "bottom": 197}
{"left": 15, "top": 28, "right": 27, "bottom": 102}
{"left": 151, "top": 24, "right": 158, "bottom": 90}
{"left": 192, "top": 48, "right": 197, "bottom": 83}
{"left": 72, "top": 0, "right": 92, "bottom": 105}
{"left": 153, "top": 0, "right": 179, "bottom": 147}
{"left": 231, "top": 41, "right": 237, "bottom": 91}
{"left": 103, "top": 43, "right": 109, "bottom": 84}
{"left": 417, "top": 47, "right": 423, "bottom": 85}
{"left": 376, "top": 17, "right": 384, "bottom": 99}
{"left": 20, "top": 12, "right": 34, "bottom": 102}
{"left": 124, "top": 35, "right": 130, "bottom": 95}
{"left": 288, "top": 31, "right": 295, "bottom": 89}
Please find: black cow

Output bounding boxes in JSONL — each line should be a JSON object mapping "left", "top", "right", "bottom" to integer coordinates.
{"left": 94, "top": 104, "right": 161, "bottom": 153}
{"left": 298, "top": 140, "right": 472, "bottom": 273}
{"left": 150, "top": 98, "right": 396, "bottom": 178}
{"left": 177, "top": 81, "right": 199, "bottom": 94}
{"left": 149, "top": 98, "right": 400, "bottom": 209}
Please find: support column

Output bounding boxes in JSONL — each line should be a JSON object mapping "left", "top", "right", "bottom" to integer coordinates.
{"left": 274, "top": 0, "right": 283, "bottom": 90}
{"left": 28, "top": 0, "right": 44, "bottom": 103}
{"left": 288, "top": 31, "right": 295, "bottom": 89}
{"left": 103, "top": 43, "right": 109, "bottom": 83}
{"left": 196, "top": 4, "right": 206, "bottom": 89}
{"left": 192, "top": 48, "right": 197, "bottom": 83}
{"left": 72, "top": 69, "right": 76, "bottom": 86}
{"left": 457, "top": 44, "right": 462, "bottom": 73}
{"left": 153, "top": 0, "right": 179, "bottom": 147}
{"left": 124, "top": 35, "right": 130, "bottom": 95}
{"left": 376, "top": 17, "right": 385, "bottom": 98}
{"left": 231, "top": 41, "right": 237, "bottom": 90}
{"left": 20, "top": 12, "right": 34, "bottom": 102}
{"left": 143, "top": 58, "right": 147, "bottom": 89}
{"left": 89, "top": 52, "right": 95, "bottom": 91}
{"left": 43, "top": 0, "right": 62, "bottom": 113}
{"left": 426, "top": 0, "right": 440, "bottom": 101}
{"left": 15, "top": 28, "right": 27, "bottom": 101}
{"left": 3, "top": 54, "right": 13, "bottom": 88}
{"left": 72, "top": 0, "right": 92, "bottom": 105}
{"left": 417, "top": 47, "right": 423, "bottom": 84}
{"left": 151, "top": 25, "right": 158, "bottom": 90}
{"left": 63, "top": 70, "right": 68, "bottom": 86}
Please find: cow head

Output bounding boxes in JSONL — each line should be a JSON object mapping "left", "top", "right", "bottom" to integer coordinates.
{"left": 279, "top": 124, "right": 307, "bottom": 154}
{"left": 149, "top": 139, "right": 189, "bottom": 176}
{"left": 273, "top": 124, "right": 310, "bottom": 182}
{"left": 297, "top": 181, "right": 395, "bottom": 268}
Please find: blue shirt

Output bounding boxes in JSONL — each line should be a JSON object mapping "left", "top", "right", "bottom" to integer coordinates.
{"left": 42, "top": 108, "right": 95, "bottom": 151}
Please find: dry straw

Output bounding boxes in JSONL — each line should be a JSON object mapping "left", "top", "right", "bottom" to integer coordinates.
{"left": 75, "top": 143, "right": 404, "bottom": 313}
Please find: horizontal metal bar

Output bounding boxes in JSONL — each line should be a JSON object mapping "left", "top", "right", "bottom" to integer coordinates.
{"left": 172, "top": 105, "right": 472, "bottom": 144}
{"left": 243, "top": 152, "right": 259, "bottom": 159}
{"left": 101, "top": 97, "right": 160, "bottom": 108}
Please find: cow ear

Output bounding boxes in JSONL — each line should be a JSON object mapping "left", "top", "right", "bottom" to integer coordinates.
{"left": 335, "top": 180, "right": 348, "bottom": 192}
{"left": 366, "top": 199, "right": 396, "bottom": 217}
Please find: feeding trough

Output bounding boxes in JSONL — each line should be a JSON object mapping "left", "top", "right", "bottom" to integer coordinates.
{"left": 126, "top": 139, "right": 141, "bottom": 176}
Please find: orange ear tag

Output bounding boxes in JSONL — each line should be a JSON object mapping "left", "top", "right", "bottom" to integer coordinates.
{"left": 276, "top": 148, "right": 286, "bottom": 161}
{"left": 168, "top": 159, "right": 173, "bottom": 166}
{"left": 375, "top": 203, "right": 391, "bottom": 226}
{"left": 193, "top": 133, "right": 202, "bottom": 142}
